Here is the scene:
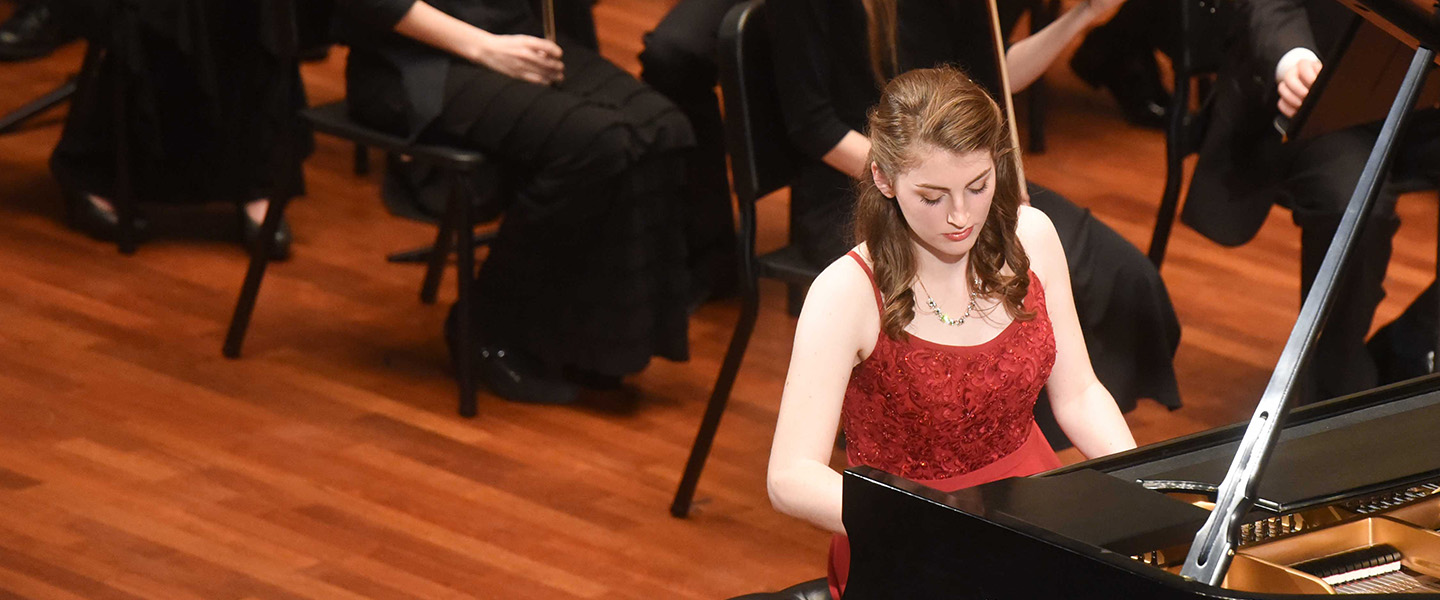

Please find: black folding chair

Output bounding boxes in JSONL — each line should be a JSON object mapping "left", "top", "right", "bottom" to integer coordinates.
{"left": 0, "top": 79, "right": 75, "bottom": 135}
{"left": 1146, "top": 0, "right": 1233, "bottom": 267}
{"left": 223, "top": 0, "right": 497, "bottom": 418}
{"left": 671, "top": 0, "right": 817, "bottom": 518}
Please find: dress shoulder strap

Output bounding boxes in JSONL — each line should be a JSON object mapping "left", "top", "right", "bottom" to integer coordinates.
{"left": 845, "top": 250, "right": 885, "bottom": 317}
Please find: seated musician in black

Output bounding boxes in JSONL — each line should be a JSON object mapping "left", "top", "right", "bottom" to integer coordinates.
{"left": 765, "top": 0, "right": 1183, "bottom": 447}
{"left": 336, "top": 0, "right": 695, "bottom": 405}
{"left": 48, "top": 0, "right": 308, "bottom": 257}
{"left": 1184, "top": 0, "right": 1440, "bottom": 404}
{"left": 634, "top": 0, "right": 1124, "bottom": 306}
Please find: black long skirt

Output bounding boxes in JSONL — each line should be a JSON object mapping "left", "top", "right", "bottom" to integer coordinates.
{"left": 417, "top": 42, "right": 696, "bottom": 378}
{"left": 1027, "top": 185, "right": 1182, "bottom": 448}
{"left": 50, "top": 0, "right": 308, "bottom": 205}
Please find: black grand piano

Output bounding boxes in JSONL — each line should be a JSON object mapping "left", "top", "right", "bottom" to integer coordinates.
{"left": 842, "top": 0, "right": 1440, "bottom": 596}
{"left": 844, "top": 376, "right": 1440, "bottom": 598}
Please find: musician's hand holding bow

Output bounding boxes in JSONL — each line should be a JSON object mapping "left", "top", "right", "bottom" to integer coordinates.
{"left": 472, "top": 32, "right": 564, "bottom": 85}
{"left": 1278, "top": 58, "right": 1321, "bottom": 118}
{"left": 391, "top": 2, "right": 564, "bottom": 85}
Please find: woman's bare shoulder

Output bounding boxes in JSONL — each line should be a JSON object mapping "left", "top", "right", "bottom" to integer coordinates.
{"left": 1015, "top": 205, "right": 1066, "bottom": 283}
{"left": 809, "top": 244, "right": 875, "bottom": 304}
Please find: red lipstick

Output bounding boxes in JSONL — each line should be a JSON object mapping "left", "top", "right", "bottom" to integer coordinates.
{"left": 944, "top": 226, "right": 973, "bottom": 242}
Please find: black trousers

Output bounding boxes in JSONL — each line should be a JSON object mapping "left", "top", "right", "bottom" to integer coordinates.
{"left": 1282, "top": 117, "right": 1440, "bottom": 404}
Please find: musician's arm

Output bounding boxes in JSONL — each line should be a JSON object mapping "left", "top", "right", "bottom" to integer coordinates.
{"left": 339, "top": 0, "right": 563, "bottom": 84}
{"left": 1018, "top": 207, "right": 1138, "bottom": 459}
{"left": 1245, "top": 0, "right": 1321, "bottom": 117}
{"left": 768, "top": 257, "right": 878, "bottom": 534}
{"left": 1247, "top": 0, "right": 1316, "bottom": 74}
{"left": 768, "top": 0, "right": 869, "bottom": 177}
{"left": 1004, "top": 0, "right": 1118, "bottom": 92}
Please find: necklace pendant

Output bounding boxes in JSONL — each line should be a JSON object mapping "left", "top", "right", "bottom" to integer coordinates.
{"left": 920, "top": 276, "right": 982, "bottom": 327}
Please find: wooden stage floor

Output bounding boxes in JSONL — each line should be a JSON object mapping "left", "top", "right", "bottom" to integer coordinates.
{"left": 0, "top": 1, "right": 1434, "bottom": 597}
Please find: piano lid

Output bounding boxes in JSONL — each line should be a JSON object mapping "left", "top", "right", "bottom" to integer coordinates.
{"left": 1332, "top": 0, "right": 1440, "bottom": 51}
{"left": 1105, "top": 386, "right": 1440, "bottom": 514}
{"left": 874, "top": 467, "right": 1213, "bottom": 557}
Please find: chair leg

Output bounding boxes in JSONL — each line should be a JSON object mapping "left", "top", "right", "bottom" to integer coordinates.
{"left": 420, "top": 195, "right": 461, "bottom": 304}
{"left": 109, "top": 40, "right": 139, "bottom": 256}
{"left": 671, "top": 283, "right": 761, "bottom": 518}
{"left": 354, "top": 143, "right": 370, "bottom": 176}
{"left": 451, "top": 174, "right": 479, "bottom": 417}
{"left": 0, "top": 78, "right": 75, "bottom": 135}
{"left": 223, "top": 195, "right": 294, "bottom": 358}
{"left": 1147, "top": 74, "right": 1192, "bottom": 268}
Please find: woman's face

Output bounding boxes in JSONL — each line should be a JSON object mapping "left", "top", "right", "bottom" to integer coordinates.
{"left": 872, "top": 146, "right": 996, "bottom": 260}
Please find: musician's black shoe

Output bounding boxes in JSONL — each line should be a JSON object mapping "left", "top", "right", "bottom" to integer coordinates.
{"left": 62, "top": 188, "right": 148, "bottom": 242}
{"left": 0, "top": 3, "right": 78, "bottom": 62}
{"left": 1070, "top": 39, "right": 1170, "bottom": 130}
{"left": 1368, "top": 283, "right": 1439, "bottom": 385}
{"left": 240, "top": 206, "right": 293, "bottom": 261}
{"left": 445, "top": 312, "right": 580, "bottom": 405}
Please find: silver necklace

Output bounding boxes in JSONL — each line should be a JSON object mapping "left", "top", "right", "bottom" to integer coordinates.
{"left": 917, "top": 275, "right": 981, "bottom": 326}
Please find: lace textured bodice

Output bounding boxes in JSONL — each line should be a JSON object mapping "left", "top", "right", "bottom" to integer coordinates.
{"left": 842, "top": 252, "right": 1056, "bottom": 481}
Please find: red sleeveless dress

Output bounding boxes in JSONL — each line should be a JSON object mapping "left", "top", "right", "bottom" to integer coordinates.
{"left": 829, "top": 251, "right": 1063, "bottom": 598}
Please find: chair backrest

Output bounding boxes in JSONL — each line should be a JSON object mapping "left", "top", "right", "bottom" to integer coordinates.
{"left": 717, "top": 0, "right": 800, "bottom": 206}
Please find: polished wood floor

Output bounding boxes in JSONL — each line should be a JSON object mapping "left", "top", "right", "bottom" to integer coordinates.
{"left": 0, "top": 1, "right": 1436, "bottom": 598}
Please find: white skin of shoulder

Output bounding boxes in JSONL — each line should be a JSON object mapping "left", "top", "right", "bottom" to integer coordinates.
{"left": 766, "top": 146, "right": 1138, "bottom": 534}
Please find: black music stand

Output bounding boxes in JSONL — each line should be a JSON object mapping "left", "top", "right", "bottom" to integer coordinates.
{"left": 1181, "top": 0, "right": 1440, "bottom": 585}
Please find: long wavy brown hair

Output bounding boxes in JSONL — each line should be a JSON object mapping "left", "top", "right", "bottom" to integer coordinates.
{"left": 857, "top": 65, "right": 1033, "bottom": 340}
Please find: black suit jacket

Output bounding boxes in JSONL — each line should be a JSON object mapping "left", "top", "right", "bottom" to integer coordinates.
{"left": 1182, "top": 0, "right": 1356, "bottom": 246}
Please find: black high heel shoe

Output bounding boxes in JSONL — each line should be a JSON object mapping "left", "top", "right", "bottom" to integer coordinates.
{"left": 239, "top": 205, "right": 293, "bottom": 261}
{"left": 62, "top": 188, "right": 147, "bottom": 242}
{"left": 443, "top": 311, "right": 580, "bottom": 405}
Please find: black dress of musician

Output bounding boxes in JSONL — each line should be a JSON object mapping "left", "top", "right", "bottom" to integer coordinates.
{"left": 48, "top": 0, "right": 309, "bottom": 252}
{"left": 337, "top": 0, "right": 695, "bottom": 404}
{"left": 766, "top": 0, "right": 1183, "bottom": 445}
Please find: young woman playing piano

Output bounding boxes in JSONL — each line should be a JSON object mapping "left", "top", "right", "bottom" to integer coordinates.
{"left": 766, "top": 0, "right": 1182, "bottom": 454}
{"left": 766, "top": 66, "right": 1138, "bottom": 598}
